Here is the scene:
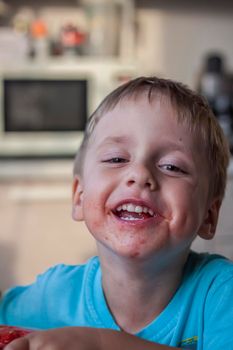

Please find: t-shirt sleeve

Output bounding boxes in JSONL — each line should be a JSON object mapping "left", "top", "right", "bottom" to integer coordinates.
{"left": 204, "top": 265, "right": 233, "bottom": 349}
{"left": 0, "top": 264, "right": 68, "bottom": 329}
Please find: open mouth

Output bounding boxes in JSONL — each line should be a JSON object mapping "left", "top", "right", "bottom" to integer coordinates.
{"left": 113, "top": 203, "right": 155, "bottom": 221}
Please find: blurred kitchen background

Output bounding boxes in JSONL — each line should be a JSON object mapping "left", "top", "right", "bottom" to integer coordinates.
{"left": 0, "top": 0, "right": 233, "bottom": 292}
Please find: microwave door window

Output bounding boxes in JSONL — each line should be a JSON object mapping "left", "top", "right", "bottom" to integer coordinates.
{"left": 4, "top": 80, "right": 87, "bottom": 132}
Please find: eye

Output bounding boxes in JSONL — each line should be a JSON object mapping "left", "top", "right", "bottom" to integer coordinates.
{"left": 103, "top": 157, "right": 128, "bottom": 164}
{"left": 159, "top": 164, "right": 186, "bottom": 174}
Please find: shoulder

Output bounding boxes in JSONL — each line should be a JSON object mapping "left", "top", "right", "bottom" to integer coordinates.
{"left": 2, "top": 256, "right": 101, "bottom": 302}
{"left": 36, "top": 256, "right": 100, "bottom": 286}
{"left": 187, "top": 250, "right": 233, "bottom": 273}
{"left": 0, "top": 257, "right": 101, "bottom": 327}
{"left": 187, "top": 253, "right": 233, "bottom": 346}
{"left": 184, "top": 251, "right": 233, "bottom": 291}
{"left": 178, "top": 252, "right": 233, "bottom": 323}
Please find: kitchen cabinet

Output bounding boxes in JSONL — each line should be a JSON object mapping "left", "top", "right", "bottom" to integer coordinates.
{"left": 0, "top": 162, "right": 96, "bottom": 291}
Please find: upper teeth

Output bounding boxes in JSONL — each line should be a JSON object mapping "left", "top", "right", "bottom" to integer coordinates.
{"left": 116, "top": 203, "right": 154, "bottom": 216}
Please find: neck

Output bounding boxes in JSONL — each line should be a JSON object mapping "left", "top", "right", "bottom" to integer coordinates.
{"left": 98, "top": 246, "right": 189, "bottom": 333}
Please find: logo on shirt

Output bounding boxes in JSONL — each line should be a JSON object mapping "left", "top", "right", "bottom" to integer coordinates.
{"left": 179, "top": 336, "right": 198, "bottom": 349}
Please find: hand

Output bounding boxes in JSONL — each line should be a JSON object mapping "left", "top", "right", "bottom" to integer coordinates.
{"left": 4, "top": 327, "right": 180, "bottom": 350}
{"left": 4, "top": 327, "right": 101, "bottom": 350}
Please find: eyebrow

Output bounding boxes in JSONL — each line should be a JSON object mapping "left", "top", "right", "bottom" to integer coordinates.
{"left": 97, "top": 136, "right": 132, "bottom": 148}
{"left": 155, "top": 141, "right": 193, "bottom": 158}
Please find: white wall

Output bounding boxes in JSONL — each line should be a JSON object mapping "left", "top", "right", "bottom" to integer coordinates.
{"left": 136, "top": 5, "right": 233, "bottom": 88}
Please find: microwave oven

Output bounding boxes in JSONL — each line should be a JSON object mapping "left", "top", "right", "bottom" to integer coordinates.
{"left": 0, "top": 60, "right": 136, "bottom": 158}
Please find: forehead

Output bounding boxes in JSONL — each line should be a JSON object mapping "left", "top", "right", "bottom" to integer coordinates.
{"left": 91, "top": 95, "right": 182, "bottom": 140}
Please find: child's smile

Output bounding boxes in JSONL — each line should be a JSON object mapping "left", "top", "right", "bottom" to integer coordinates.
{"left": 112, "top": 199, "right": 162, "bottom": 222}
{"left": 73, "top": 94, "right": 217, "bottom": 261}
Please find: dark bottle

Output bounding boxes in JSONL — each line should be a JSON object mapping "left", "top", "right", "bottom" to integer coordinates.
{"left": 198, "top": 53, "right": 233, "bottom": 152}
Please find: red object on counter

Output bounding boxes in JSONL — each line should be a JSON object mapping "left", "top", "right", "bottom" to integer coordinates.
{"left": 0, "top": 325, "right": 32, "bottom": 349}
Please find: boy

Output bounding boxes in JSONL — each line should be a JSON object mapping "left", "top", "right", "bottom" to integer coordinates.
{"left": 1, "top": 76, "right": 233, "bottom": 350}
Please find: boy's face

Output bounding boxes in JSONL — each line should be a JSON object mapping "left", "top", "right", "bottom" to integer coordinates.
{"left": 73, "top": 95, "right": 220, "bottom": 261}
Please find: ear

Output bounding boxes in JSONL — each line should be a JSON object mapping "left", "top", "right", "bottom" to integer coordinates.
{"left": 198, "top": 197, "right": 221, "bottom": 240}
{"left": 72, "top": 175, "right": 84, "bottom": 221}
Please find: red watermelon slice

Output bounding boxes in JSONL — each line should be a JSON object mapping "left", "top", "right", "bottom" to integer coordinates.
{"left": 0, "top": 325, "right": 32, "bottom": 349}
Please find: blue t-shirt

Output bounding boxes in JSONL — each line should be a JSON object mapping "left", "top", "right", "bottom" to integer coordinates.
{"left": 0, "top": 251, "right": 232, "bottom": 349}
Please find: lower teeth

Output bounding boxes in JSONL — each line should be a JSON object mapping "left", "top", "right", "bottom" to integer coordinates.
{"left": 121, "top": 216, "right": 142, "bottom": 221}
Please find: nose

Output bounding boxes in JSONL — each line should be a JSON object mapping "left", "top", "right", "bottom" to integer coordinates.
{"left": 126, "top": 163, "right": 157, "bottom": 191}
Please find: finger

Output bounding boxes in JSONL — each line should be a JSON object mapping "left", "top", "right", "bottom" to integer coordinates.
{"left": 4, "top": 337, "right": 30, "bottom": 350}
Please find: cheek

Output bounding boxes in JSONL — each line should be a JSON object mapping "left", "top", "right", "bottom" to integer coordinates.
{"left": 170, "top": 194, "right": 208, "bottom": 240}
{"left": 82, "top": 191, "right": 108, "bottom": 236}
{"left": 165, "top": 188, "right": 199, "bottom": 232}
{"left": 83, "top": 199, "right": 101, "bottom": 223}
{"left": 83, "top": 170, "right": 113, "bottom": 195}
